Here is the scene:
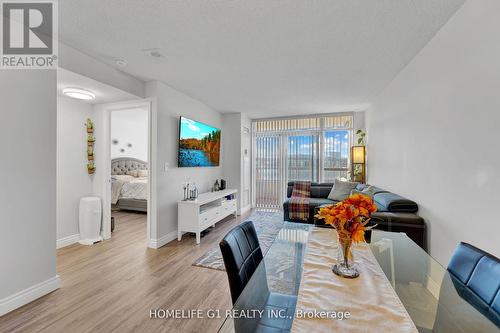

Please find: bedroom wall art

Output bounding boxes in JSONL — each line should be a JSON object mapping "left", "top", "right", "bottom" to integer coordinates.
{"left": 86, "top": 118, "right": 95, "bottom": 174}
{"left": 110, "top": 109, "right": 148, "bottom": 161}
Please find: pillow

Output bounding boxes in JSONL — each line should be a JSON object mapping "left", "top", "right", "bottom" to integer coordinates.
{"left": 350, "top": 185, "right": 376, "bottom": 198}
{"left": 112, "top": 175, "right": 134, "bottom": 181}
{"left": 126, "top": 169, "right": 139, "bottom": 177}
{"left": 328, "top": 179, "right": 359, "bottom": 201}
{"left": 138, "top": 169, "right": 148, "bottom": 177}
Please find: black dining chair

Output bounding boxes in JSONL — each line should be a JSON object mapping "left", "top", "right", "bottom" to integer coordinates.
{"left": 430, "top": 242, "right": 500, "bottom": 332}
{"left": 219, "top": 221, "right": 297, "bottom": 332}
{"left": 446, "top": 242, "right": 500, "bottom": 326}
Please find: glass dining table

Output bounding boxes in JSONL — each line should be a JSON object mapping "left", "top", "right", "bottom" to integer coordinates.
{"left": 218, "top": 222, "right": 499, "bottom": 333}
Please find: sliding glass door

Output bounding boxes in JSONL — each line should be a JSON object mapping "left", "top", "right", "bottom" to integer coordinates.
{"left": 253, "top": 115, "right": 354, "bottom": 210}
{"left": 255, "top": 135, "right": 283, "bottom": 209}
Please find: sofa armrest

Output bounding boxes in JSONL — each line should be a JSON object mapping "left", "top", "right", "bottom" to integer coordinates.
{"left": 374, "top": 192, "right": 418, "bottom": 213}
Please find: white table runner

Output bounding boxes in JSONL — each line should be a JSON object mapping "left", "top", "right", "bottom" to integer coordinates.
{"left": 291, "top": 227, "right": 418, "bottom": 333}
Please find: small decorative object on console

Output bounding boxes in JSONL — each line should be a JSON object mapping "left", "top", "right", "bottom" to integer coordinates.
{"left": 183, "top": 182, "right": 199, "bottom": 200}
{"left": 183, "top": 183, "right": 189, "bottom": 200}
{"left": 189, "top": 183, "right": 198, "bottom": 200}
{"left": 315, "top": 193, "right": 377, "bottom": 278}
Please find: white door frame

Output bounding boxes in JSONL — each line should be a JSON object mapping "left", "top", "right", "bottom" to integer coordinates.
{"left": 93, "top": 98, "right": 157, "bottom": 247}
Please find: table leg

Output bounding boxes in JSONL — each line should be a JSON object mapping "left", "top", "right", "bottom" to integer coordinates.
{"left": 196, "top": 232, "right": 201, "bottom": 244}
{"left": 177, "top": 231, "right": 182, "bottom": 241}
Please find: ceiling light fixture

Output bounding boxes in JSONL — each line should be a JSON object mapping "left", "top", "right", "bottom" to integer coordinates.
{"left": 62, "top": 87, "right": 96, "bottom": 101}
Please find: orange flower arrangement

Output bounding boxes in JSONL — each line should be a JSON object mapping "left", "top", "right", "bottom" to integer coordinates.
{"left": 315, "top": 193, "right": 377, "bottom": 243}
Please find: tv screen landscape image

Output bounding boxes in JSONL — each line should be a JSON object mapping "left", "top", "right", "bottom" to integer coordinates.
{"left": 178, "top": 117, "right": 221, "bottom": 167}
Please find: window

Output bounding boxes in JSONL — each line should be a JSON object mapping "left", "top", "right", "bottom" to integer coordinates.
{"left": 253, "top": 114, "right": 353, "bottom": 209}
{"left": 287, "top": 134, "right": 319, "bottom": 182}
{"left": 323, "top": 130, "right": 350, "bottom": 182}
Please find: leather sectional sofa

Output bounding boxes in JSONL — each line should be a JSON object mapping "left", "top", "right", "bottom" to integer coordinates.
{"left": 283, "top": 182, "right": 426, "bottom": 250}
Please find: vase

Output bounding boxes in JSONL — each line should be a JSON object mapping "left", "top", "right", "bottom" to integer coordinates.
{"left": 332, "top": 236, "right": 360, "bottom": 278}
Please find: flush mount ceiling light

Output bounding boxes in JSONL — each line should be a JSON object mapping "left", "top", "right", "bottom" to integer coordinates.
{"left": 62, "top": 88, "right": 96, "bottom": 101}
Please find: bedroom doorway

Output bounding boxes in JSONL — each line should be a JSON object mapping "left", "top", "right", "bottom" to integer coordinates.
{"left": 110, "top": 107, "right": 149, "bottom": 240}
{"left": 93, "top": 99, "right": 157, "bottom": 248}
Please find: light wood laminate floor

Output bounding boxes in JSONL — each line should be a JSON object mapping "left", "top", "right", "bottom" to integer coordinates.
{"left": 0, "top": 210, "right": 253, "bottom": 333}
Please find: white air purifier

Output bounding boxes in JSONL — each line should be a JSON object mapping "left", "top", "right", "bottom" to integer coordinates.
{"left": 79, "top": 197, "right": 103, "bottom": 245}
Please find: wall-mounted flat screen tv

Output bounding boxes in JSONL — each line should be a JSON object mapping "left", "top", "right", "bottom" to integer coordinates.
{"left": 178, "top": 117, "right": 221, "bottom": 167}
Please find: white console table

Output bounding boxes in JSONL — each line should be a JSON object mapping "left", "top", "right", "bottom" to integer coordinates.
{"left": 177, "top": 189, "right": 238, "bottom": 244}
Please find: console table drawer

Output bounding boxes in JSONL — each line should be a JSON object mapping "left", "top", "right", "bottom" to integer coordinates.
{"left": 223, "top": 199, "right": 237, "bottom": 211}
{"left": 200, "top": 209, "right": 217, "bottom": 224}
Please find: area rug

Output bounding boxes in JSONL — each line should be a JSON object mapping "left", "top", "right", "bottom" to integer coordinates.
{"left": 192, "top": 210, "right": 284, "bottom": 271}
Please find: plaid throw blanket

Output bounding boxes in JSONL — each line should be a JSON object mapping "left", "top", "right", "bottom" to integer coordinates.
{"left": 289, "top": 181, "right": 311, "bottom": 221}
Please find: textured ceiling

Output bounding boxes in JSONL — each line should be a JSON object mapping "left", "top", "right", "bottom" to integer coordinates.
{"left": 59, "top": 0, "right": 464, "bottom": 118}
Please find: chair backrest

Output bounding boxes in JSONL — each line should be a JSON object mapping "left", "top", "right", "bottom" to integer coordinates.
{"left": 219, "top": 221, "right": 264, "bottom": 304}
{"left": 447, "top": 242, "right": 500, "bottom": 325}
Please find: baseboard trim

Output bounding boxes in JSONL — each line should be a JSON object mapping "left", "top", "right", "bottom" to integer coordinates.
{"left": 56, "top": 234, "right": 80, "bottom": 249}
{"left": 148, "top": 230, "right": 177, "bottom": 249}
{"left": 0, "top": 275, "right": 60, "bottom": 316}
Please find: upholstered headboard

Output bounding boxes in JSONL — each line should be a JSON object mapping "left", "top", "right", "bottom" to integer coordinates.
{"left": 111, "top": 157, "right": 147, "bottom": 175}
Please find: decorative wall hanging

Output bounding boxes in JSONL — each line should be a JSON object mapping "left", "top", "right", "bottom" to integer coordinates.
{"left": 86, "top": 118, "right": 96, "bottom": 174}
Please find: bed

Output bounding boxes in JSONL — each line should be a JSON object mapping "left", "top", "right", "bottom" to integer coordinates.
{"left": 111, "top": 158, "right": 148, "bottom": 212}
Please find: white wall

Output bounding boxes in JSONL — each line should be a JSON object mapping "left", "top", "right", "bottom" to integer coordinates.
{"left": 56, "top": 96, "right": 95, "bottom": 244}
{"left": 366, "top": 0, "right": 499, "bottom": 264}
{"left": 240, "top": 114, "right": 252, "bottom": 212}
{"left": 145, "top": 81, "right": 223, "bottom": 241}
{"left": 111, "top": 109, "right": 148, "bottom": 161}
{"left": 221, "top": 114, "right": 242, "bottom": 211}
{"left": 221, "top": 113, "right": 252, "bottom": 214}
{"left": 0, "top": 70, "right": 59, "bottom": 314}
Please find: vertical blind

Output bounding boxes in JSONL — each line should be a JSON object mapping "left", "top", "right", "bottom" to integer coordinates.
{"left": 253, "top": 115, "right": 353, "bottom": 209}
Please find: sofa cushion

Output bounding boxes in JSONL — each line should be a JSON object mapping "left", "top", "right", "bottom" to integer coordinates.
{"left": 309, "top": 198, "right": 335, "bottom": 207}
{"left": 287, "top": 182, "right": 333, "bottom": 199}
{"left": 355, "top": 184, "right": 388, "bottom": 195}
{"left": 351, "top": 185, "right": 378, "bottom": 198}
{"left": 284, "top": 198, "right": 335, "bottom": 224}
{"left": 374, "top": 192, "right": 418, "bottom": 213}
{"left": 310, "top": 183, "right": 334, "bottom": 198}
{"left": 327, "top": 179, "right": 359, "bottom": 201}
{"left": 355, "top": 183, "right": 367, "bottom": 191}
{"left": 283, "top": 198, "right": 334, "bottom": 210}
